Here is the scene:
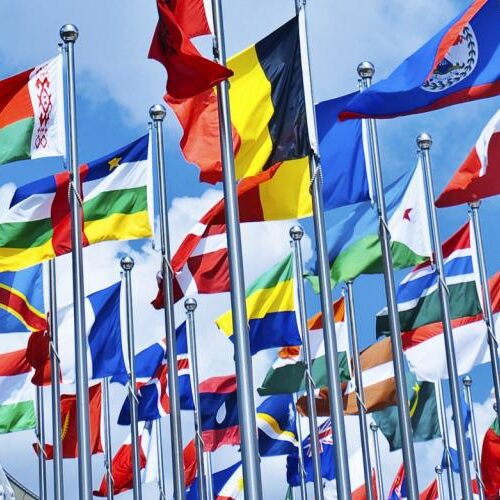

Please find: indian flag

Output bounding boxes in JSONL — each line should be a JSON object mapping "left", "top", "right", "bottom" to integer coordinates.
{"left": 0, "top": 333, "right": 36, "bottom": 434}
{"left": 0, "top": 55, "right": 65, "bottom": 165}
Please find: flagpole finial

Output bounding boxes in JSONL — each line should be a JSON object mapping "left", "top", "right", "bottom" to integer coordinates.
{"left": 290, "top": 225, "right": 304, "bottom": 241}
{"left": 357, "top": 61, "right": 375, "bottom": 79}
{"left": 120, "top": 256, "right": 134, "bottom": 271}
{"left": 149, "top": 104, "right": 166, "bottom": 122}
{"left": 462, "top": 375, "right": 472, "bottom": 387}
{"left": 60, "top": 24, "right": 79, "bottom": 43}
{"left": 417, "top": 133, "right": 432, "bottom": 150}
{"left": 184, "top": 297, "right": 197, "bottom": 312}
{"left": 369, "top": 422, "right": 378, "bottom": 431}
{"left": 435, "top": 465, "right": 442, "bottom": 474}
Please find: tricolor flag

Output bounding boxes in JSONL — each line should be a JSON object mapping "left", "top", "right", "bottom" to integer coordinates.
{"left": 0, "top": 55, "right": 65, "bottom": 166}
{"left": 340, "top": 0, "right": 500, "bottom": 119}
{"left": 186, "top": 461, "right": 244, "bottom": 500}
{"left": 388, "top": 464, "right": 406, "bottom": 500}
{"left": 0, "top": 135, "right": 153, "bottom": 272}
{"left": 480, "top": 417, "right": 500, "bottom": 498}
{"left": 436, "top": 108, "right": 500, "bottom": 207}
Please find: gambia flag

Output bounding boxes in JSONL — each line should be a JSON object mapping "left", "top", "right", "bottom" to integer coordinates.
{"left": 481, "top": 417, "right": 500, "bottom": 498}
{"left": 0, "top": 55, "right": 65, "bottom": 165}
{"left": 0, "top": 134, "right": 153, "bottom": 272}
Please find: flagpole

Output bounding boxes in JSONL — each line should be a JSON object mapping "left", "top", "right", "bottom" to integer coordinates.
{"left": 102, "top": 378, "right": 114, "bottom": 500}
{"left": 120, "top": 256, "right": 142, "bottom": 500}
{"left": 155, "top": 420, "right": 166, "bottom": 500}
{"left": 435, "top": 380, "right": 457, "bottom": 500}
{"left": 462, "top": 377, "right": 485, "bottom": 500}
{"left": 295, "top": 2, "right": 351, "bottom": 496}
{"left": 292, "top": 393, "right": 308, "bottom": 500}
{"left": 468, "top": 202, "right": 500, "bottom": 420}
{"left": 290, "top": 226, "right": 324, "bottom": 500}
{"left": 184, "top": 298, "right": 208, "bottom": 500}
{"left": 369, "top": 423, "right": 385, "bottom": 499}
{"left": 358, "top": 62, "right": 419, "bottom": 499}
{"left": 149, "top": 104, "right": 185, "bottom": 500}
{"left": 204, "top": 451, "right": 214, "bottom": 500}
{"left": 417, "top": 133, "right": 473, "bottom": 500}
{"left": 210, "top": 1, "right": 263, "bottom": 497}
{"left": 59, "top": 24, "right": 92, "bottom": 500}
{"left": 345, "top": 281, "right": 375, "bottom": 500}
{"left": 36, "top": 386, "right": 47, "bottom": 500}
{"left": 435, "top": 466, "right": 444, "bottom": 500}
{"left": 48, "top": 259, "right": 64, "bottom": 500}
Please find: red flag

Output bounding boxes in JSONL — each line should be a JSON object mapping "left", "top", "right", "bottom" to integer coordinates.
{"left": 183, "top": 438, "right": 197, "bottom": 487}
{"left": 148, "top": 0, "right": 232, "bottom": 99}
{"left": 26, "top": 329, "right": 52, "bottom": 387}
{"left": 419, "top": 479, "right": 439, "bottom": 500}
{"left": 481, "top": 417, "right": 500, "bottom": 499}
{"left": 436, "top": 108, "right": 500, "bottom": 207}
{"left": 170, "top": 0, "right": 212, "bottom": 38}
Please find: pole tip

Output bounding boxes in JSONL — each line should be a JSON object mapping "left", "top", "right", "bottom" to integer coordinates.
{"left": 60, "top": 24, "right": 79, "bottom": 43}
{"left": 289, "top": 225, "right": 304, "bottom": 241}
{"left": 462, "top": 375, "right": 472, "bottom": 387}
{"left": 357, "top": 61, "right": 375, "bottom": 79}
{"left": 149, "top": 104, "right": 167, "bottom": 121}
{"left": 369, "top": 422, "right": 378, "bottom": 431}
{"left": 120, "top": 255, "right": 135, "bottom": 271}
{"left": 184, "top": 297, "right": 197, "bottom": 312}
{"left": 416, "top": 132, "right": 432, "bottom": 150}
{"left": 435, "top": 465, "right": 442, "bottom": 474}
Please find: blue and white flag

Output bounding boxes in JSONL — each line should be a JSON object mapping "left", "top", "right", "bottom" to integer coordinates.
{"left": 186, "top": 461, "right": 243, "bottom": 500}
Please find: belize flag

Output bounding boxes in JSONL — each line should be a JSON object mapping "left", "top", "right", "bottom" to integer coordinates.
{"left": 340, "top": 0, "right": 500, "bottom": 119}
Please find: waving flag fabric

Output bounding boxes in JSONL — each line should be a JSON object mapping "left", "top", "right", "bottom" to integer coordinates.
{"left": 436, "top": 108, "right": 500, "bottom": 207}
{"left": 388, "top": 464, "right": 406, "bottom": 499}
{"left": 0, "top": 55, "right": 65, "bottom": 165}
{"left": 481, "top": 417, "right": 500, "bottom": 498}
{"left": 340, "top": 0, "right": 500, "bottom": 120}
{"left": 186, "top": 461, "right": 244, "bottom": 500}
{"left": 183, "top": 439, "right": 197, "bottom": 488}
{"left": 420, "top": 479, "right": 439, "bottom": 500}
{"left": 0, "top": 135, "right": 153, "bottom": 272}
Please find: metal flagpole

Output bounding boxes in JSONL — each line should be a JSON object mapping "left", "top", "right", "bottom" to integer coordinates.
{"left": 345, "top": 281, "right": 375, "bottom": 500}
{"left": 59, "top": 24, "right": 92, "bottom": 500}
{"left": 184, "top": 298, "right": 207, "bottom": 500}
{"left": 436, "top": 380, "right": 457, "bottom": 500}
{"left": 468, "top": 203, "right": 500, "bottom": 420}
{"left": 120, "top": 256, "right": 142, "bottom": 500}
{"left": 290, "top": 226, "right": 324, "bottom": 500}
{"left": 155, "top": 420, "right": 166, "bottom": 500}
{"left": 369, "top": 423, "right": 385, "bottom": 500}
{"left": 295, "top": 2, "right": 351, "bottom": 496}
{"left": 435, "top": 466, "right": 445, "bottom": 500}
{"left": 204, "top": 452, "right": 214, "bottom": 500}
{"left": 36, "top": 386, "right": 47, "bottom": 500}
{"left": 149, "top": 104, "right": 185, "bottom": 499}
{"left": 102, "top": 378, "right": 114, "bottom": 500}
{"left": 417, "top": 133, "right": 473, "bottom": 500}
{"left": 210, "top": 1, "right": 263, "bottom": 498}
{"left": 463, "top": 377, "right": 485, "bottom": 500}
{"left": 292, "top": 393, "right": 308, "bottom": 500}
{"left": 358, "top": 62, "right": 419, "bottom": 499}
{"left": 48, "top": 259, "right": 64, "bottom": 500}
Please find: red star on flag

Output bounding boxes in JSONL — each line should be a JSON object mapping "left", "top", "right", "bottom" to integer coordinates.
{"left": 403, "top": 208, "right": 413, "bottom": 221}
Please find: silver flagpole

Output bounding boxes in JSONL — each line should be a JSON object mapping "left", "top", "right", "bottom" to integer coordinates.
{"left": 184, "top": 298, "right": 207, "bottom": 500}
{"left": 436, "top": 380, "right": 457, "bottom": 500}
{"left": 36, "top": 386, "right": 47, "bottom": 500}
{"left": 417, "top": 133, "right": 473, "bottom": 500}
{"left": 204, "top": 452, "right": 214, "bottom": 500}
{"left": 120, "top": 257, "right": 142, "bottom": 500}
{"left": 149, "top": 104, "right": 185, "bottom": 499}
{"left": 435, "top": 466, "right": 445, "bottom": 500}
{"left": 358, "top": 62, "right": 419, "bottom": 499}
{"left": 48, "top": 259, "right": 64, "bottom": 500}
{"left": 155, "top": 420, "right": 166, "bottom": 500}
{"left": 345, "top": 281, "right": 375, "bottom": 500}
{"left": 59, "top": 24, "right": 92, "bottom": 500}
{"left": 369, "top": 423, "right": 385, "bottom": 500}
{"left": 210, "top": 1, "right": 263, "bottom": 497}
{"left": 290, "top": 226, "right": 324, "bottom": 500}
{"left": 102, "top": 378, "right": 114, "bottom": 500}
{"left": 292, "top": 393, "right": 308, "bottom": 500}
{"left": 468, "top": 203, "right": 500, "bottom": 420}
{"left": 295, "top": 2, "right": 351, "bottom": 496}
{"left": 462, "top": 377, "right": 485, "bottom": 500}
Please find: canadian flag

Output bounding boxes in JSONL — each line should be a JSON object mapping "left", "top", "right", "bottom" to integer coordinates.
{"left": 436, "top": 108, "right": 500, "bottom": 207}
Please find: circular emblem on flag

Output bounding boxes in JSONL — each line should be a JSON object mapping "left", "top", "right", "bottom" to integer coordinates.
{"left": 421, "top": 24, "right": 477, "bottom": 92}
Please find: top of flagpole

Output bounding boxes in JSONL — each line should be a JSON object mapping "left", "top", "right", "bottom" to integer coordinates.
{"left": 59, "top": 24, "right": 79, "bottom": 43}
{"left": 120, "top": 256, "right": 134, "bottom": 271}
{"left": 289, "top": 225, "right": 304, "bottom": 241}
{"left": 416, "top": 133, "right": 432, "bottom": 150}
{"left": 462, "top": 375, "right": 472, "bottom": 387}
{"left": 149, "top": 104, "right": 166, "bottom": 121}
{"left": 184, "top": 297, "right": 197, "bottom": 312}
{"left": 357, "top": 61, "right": 375, "bottom": 79}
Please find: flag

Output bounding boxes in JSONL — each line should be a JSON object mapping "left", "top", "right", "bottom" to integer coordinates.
{"left": 388, "top": 464, "right": 406, "bottom": 500}
{"left": 94, "top": 420, "right": 158, "bottom": 497}
{"left": 286, "top": 419, "right": 335, "bottom": 486}
{"left": 35, "top": 384, "right": 103, "bottom": 459}
{"left": 373, "top": 372, "right": 441, "bottom": 451}
{"left": 480, "top": 417, "right": 500, "bottom": 498}
{"left": 436, "top": 108, "right": 500, "bottom": 207}
{"left": 0, "top": 333, "right": 36, "bottom": 434}
{"left": 186, "top": 461, "right": 244, "bottom": 500}
{"left": 0, "top": 135, "right": 153, "bottom": 272}
{"left": 0, "top": 55, "right": 65, "bottom": 165}
{"left": 311, "top": 163, "right": 431, "bottom": 288}
{"left": 148, "top": 0, "right": 231, "bottom": 99}
{"left": 340, "top": 0, "right": 500, "bottom": 120}
{"left": 167, "top": 0, "right": 213, "bottom": 39}
{"left": 419, "top": 479, "right": 439, "bottom": 500}
{"left": 376, "top": 220, "right": 482, "bottom": 337}
{"left": 183, "top": 439, "right": 197, "bottom": 488}
{"left": 200, "top": 375, "right": 239, "bottom": 451}
{"left": 257, "top": 394, "right": 298, "bottom": 456}
{"left": 216, "top": 254, "right": 302, "bottom": 355}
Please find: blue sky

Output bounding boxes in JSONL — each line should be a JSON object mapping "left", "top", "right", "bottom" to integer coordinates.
{"left": 0, "top": 0, "right": 499, "bottom": 498}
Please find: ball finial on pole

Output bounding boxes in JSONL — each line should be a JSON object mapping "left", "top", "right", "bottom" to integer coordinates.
{"left": 60, "top": 24, "right": 79, "bottom": 43}
{"left": 357, "top": 61, "right": 375, "bottom": 79}
{"left": 290, "top": 225, "right": 304, "bottom": 241}
{"left": 435, "top": 465, "right": 442, "bottom": 474}
{"left": 184, "top": 297, "right": 197, "bottom": 312}
{"left": 369, "top": 422, "right": 378, "bottom": 432}
{"left": 462, "top": 375, "right": 472, "bottom": 387}
{"left": 417, "top": 133, "right": 433, "bottom": 150}
{"left": 120, "top": 256, "right": 135, "bottom": 272}
{"left": 149, "top": 104, "right": 167, "bottom": 122}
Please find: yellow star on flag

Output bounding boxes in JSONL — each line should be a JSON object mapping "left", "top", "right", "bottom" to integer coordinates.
{"left": 108, "top": 157, "right": 122, "bottom": 171}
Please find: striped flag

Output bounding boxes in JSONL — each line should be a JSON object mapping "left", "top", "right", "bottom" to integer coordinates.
{"left": 186, "top": 461, "right": 244, "bottom": 500}
{"left": 388, "top": 464, "right": 406, "bottom": 499}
